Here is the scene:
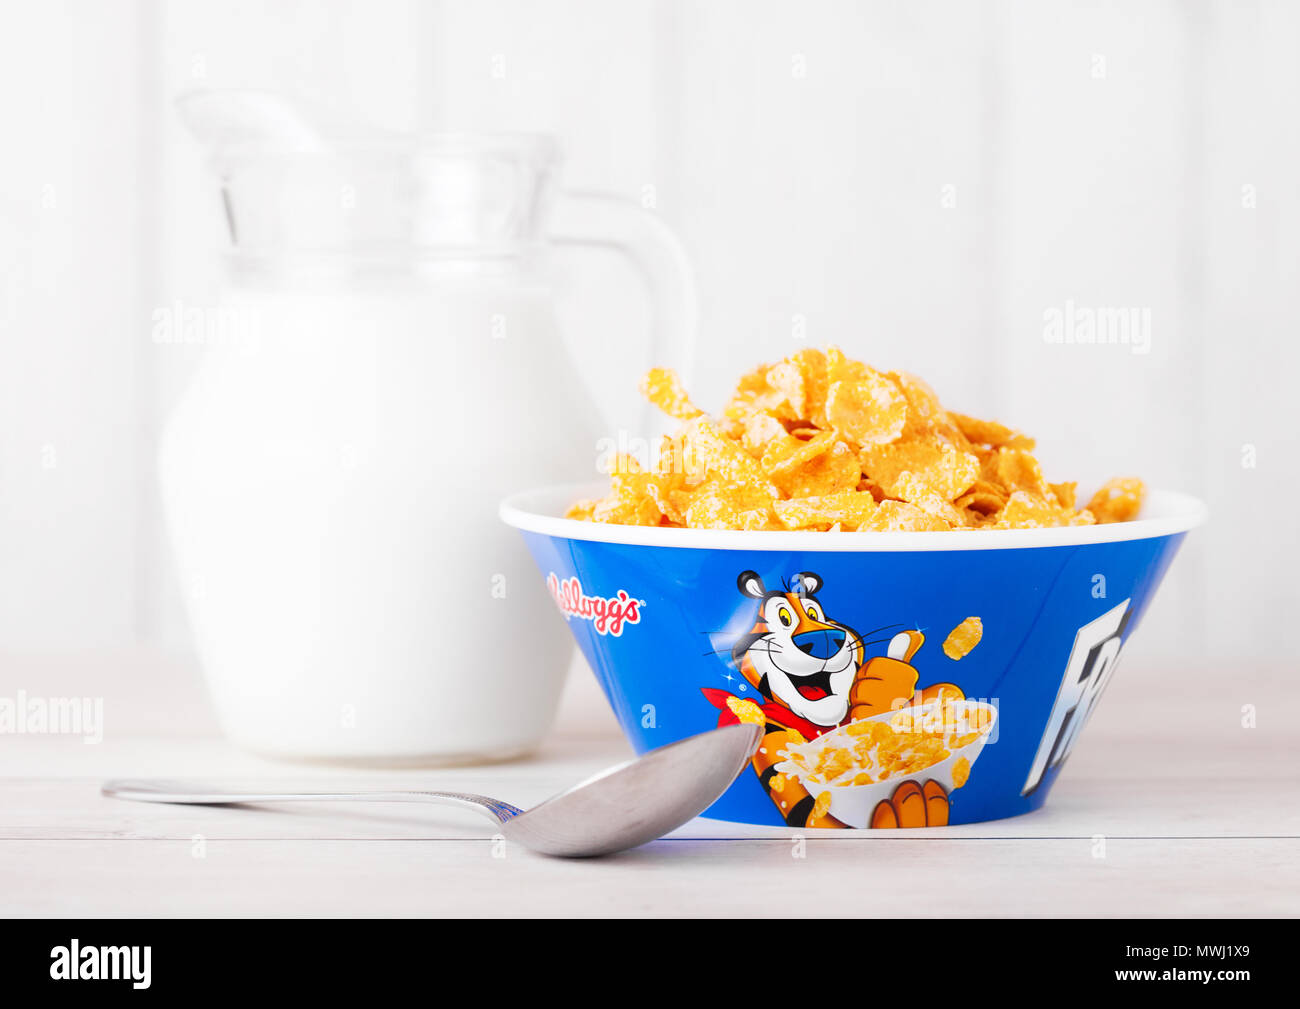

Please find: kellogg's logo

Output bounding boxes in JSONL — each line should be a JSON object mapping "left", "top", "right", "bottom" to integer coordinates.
{"left": 547, "top": 573, "right": 645, "bottom": 637}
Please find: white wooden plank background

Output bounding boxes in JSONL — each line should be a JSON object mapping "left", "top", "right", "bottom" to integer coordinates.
{"left": 1198, "top": 0, "right": 1300, "bottom": 661}
{"left": 0, "top": 2, "right": 146, "bottom": 648}
{"left": 1, "top": 4, "right": 1297, "bottom": 708}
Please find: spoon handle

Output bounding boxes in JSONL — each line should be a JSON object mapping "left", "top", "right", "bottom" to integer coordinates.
{"left": 101, "top": 779, "right": 523, "bottom": 826}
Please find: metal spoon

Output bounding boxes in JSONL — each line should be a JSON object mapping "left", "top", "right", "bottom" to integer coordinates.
{"left": 102, "top": 723, "right": 760, "bottom": 858}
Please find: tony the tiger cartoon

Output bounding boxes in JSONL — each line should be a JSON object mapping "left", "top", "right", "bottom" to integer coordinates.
{"left": 702, "top": 570, "right": 965, "bottom": 829}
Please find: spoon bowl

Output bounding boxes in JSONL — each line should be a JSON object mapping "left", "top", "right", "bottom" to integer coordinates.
{"left": 102, "top": 723, "right": 761, "bottom": 858}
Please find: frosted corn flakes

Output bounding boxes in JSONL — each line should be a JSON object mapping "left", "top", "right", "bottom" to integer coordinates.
{"left": 567, "top": 348, "right": 1145, "bottom": 531}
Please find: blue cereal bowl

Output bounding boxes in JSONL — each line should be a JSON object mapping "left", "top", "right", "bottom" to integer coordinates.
{"left": 501, "top": 485, "right": 1206, "bottom": 829}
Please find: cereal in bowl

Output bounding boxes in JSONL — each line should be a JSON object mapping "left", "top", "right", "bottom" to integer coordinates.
{"left": 569, "top": 347, "right": 1144, "bottom": 531}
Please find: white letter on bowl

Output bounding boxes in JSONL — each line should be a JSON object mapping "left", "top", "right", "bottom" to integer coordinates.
{"left": 1021, "top": 599, "right": 1130, "bottom": 796}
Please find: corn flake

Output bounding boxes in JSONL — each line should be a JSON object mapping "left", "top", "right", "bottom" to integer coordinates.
{"left": 860, "top": 500, "right": 950, "bottom": 532}
{"left": 951, "top": 412, "right": 1035, "bottom": 451}
{"left": 774, "top": 491, "right": 879, "bottom": 531}
{"left": 1087, "top": 477, "right": 1145, "bottom": 524}
{"left": 762, "top": 429, "right": 835, "bottom": 479}
{"left": 1049, "top": 481, "right": 1078, "bottom": 510}
{"left": 860, "top": 439, "right": 980, "bottom": 503}
{"left": 824, "top": 356, "right": 908, "bottom": 447}
{"left": 739, "top": 411, "right": 788, "bottom": 458}
{"left": 725, "top": 696, "right": 767, "bottom": 727}
{"left": 942, "top": 616, "right": 983, "bottom": 660}
{"left": 993, "top": 490, "right": 1094, "bottom": 529}
{"left": 774, "top": 440, "right": 860, "bottom": 498}
{"left": 955, "top": 479, "right": 1007, "bottom": 515}
{"left": 639, "top": 367, "right": 702, "bottom": 421}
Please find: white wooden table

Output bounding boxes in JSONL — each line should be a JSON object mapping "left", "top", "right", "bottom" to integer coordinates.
{"left": 2, "top": 654, "right": 1296, "bottom": 918}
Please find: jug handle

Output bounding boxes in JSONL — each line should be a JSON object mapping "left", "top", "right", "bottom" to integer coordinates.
{"left": 551, "top": 189, "right": 699, "bottom": 403}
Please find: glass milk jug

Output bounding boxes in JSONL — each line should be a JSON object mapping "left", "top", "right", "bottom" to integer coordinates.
{"left": 161, "top": 92, "right": 694, "bottom": 762}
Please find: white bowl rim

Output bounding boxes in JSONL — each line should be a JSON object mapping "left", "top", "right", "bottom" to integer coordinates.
{"left": 499, "top": 482, "right": 1207, "bottom": 553}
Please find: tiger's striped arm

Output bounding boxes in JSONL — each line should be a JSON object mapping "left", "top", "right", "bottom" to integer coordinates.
{"left": 848, "top": 630, "right": 965, "bottom": 719}
{"left": 753, "top": 723, "right": 845, "bottom": 829}
{"left": 848, "top": 631, "right": 923, "bottom": 720}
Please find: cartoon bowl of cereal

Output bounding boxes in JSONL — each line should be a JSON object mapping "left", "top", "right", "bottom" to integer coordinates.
{"left": 501, "top": 482, "right": 1205, "bottom": 829}
{"left": 773, "top": 697, "right": 998, "bottom": 828}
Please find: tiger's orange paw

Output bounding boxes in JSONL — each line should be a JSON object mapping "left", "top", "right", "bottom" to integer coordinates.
{"left": 870, "top": 779, "right": 950, "bottom": 828}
